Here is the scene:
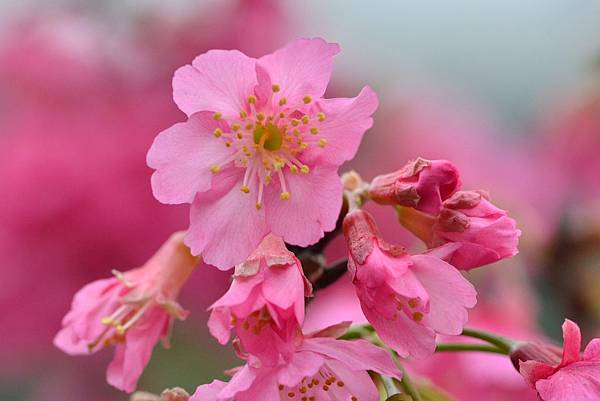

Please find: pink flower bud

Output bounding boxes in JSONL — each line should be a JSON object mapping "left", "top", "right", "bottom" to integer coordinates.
{"left": 369, "top": 158, "right": 461, "bottom": 215}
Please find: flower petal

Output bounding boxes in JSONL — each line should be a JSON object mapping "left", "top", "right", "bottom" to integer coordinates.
{"left": 185, "top": 168, "right": 269, "bottom": 268}
{"left": 147, "top": 112, "right": 233, "bottom": 204}
{"left": 262, "top": 262, "right": 305, "bottom": 322}
{"left": 560, "top": 319, "right": 582, "bottom": 366}
{"left": 257, "top": 38, "right": 340, "bottom": 106}
{"left": 264, "top": 165, "right": 342, "bottom": 247}
{"left": 276, "top": 351, "right": 324, "bottom": 387}
{"left": 584, "top": 339, "right": 600, "bottom": 361}
{"left": 189, "top": 380, "right": 229, "bottom": 401}
{"left": 300, "top": 337, "right": 401, "bottom": 378}
{"left": 411, "top": 254, "right": 477, "bottom": 335}
{"left": 173, "top": 49, "right": 257, "bottom": 118}
{"left": 536, "top": 361, "right": 600, "bottom": 401}
{"left": 324, "top": 359, "right": 381, "bottom": 401}
{"left": 304, "top": 86, "right": 378, "bottom": 166}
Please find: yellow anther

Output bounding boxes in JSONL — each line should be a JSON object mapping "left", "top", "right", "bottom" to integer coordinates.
{"left": 241, "top": 158, "right": 249, "bottom": 165}
{"left": 242, "top": 145, "right": 248, "bottom": 151}
{"left": 408, "top": 298, "right": 419, "bottom": 308}
{"left": 248, "top": 95, "right": 257, "bottom": 104}
{"left": 265, "top": 175, "right": 272, "bottom": 184}
{"left": 310, "top": 127, "right": 319, "bottom": 135}
{"left": 412, "top": 312, "right": 424, "bottom": 322}
{"left": 301, "top": 115, "right": 310, "bottom": 124}
{"left": 244, "top": 152, "right": 252, "bottom": 157}
{"left": 225, "top": 141, "right": 232, "bottom": 147}
{"left": 240, "top": 110, "right": 248, "bottom": 118}
{"left": 245, "top": 123, "right": 254, "bottom": 130}
{"left": 293, "top": 128, "right": 300, "bottom": 136}
{"left": 300, "top": 165, "right": 310, "bottom": 174}
{"left": 240, "top": 186, "right": 250, "bottom": 193}
{"left": 291, "top": 119, "right": 300, "bottom": 127}
{"left": 115, "top": 325, "right": 126, "bottom": 335}
{"left": 256, "top": 202, "right": 262, "bottom": 210}
{"left": 210, "top": 164, "right": 220, "bottom": 173}
{"left": 272, "top": 84, "right": 280, "bottom": 92}
{"left": 300, "top": 143, "right": 308, "bottom": 150}
{"left": 232, "top": 123, "right": 241, "bottom": 131}
{"left": 213, "top": 112, "right": 222, "bottom": 120}
{"left": 317, "top": 112, "right": 326, "bottom": 122}
{"left": 237, "top": 132, "right": 244, "bottom": 139}
{"left": 318, "top": 138, "right": 327, "bottom": 148}
{"left": 213, "top": 128, "right": 223, "bottom": 138}
{"left": 290, "top": 165, "right": 299, "bottom": 174}
{"left": 279, "top": 97, "right": 287, "bottom": 106}
{"left": 280, "top": 192, "right": 290, "bottom": 200}
{"left": 101, "top": 317, "right": 113, "bottom": 325}
{"left": 279, "top": 112, "right": 285, "bottom": 118}
{"left": 257, "top": 112, "right": 265, "bottom": 121}
{"left": 303, "top": 95, "right": 312, "bottom": 104}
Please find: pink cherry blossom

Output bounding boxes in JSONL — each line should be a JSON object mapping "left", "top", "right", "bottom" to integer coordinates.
{"left": 190, "top": 323, "right": 401, "bottom": 401}
{"left": 515, "top": 319, "right": 600, "bottom": 401}
{"left": 343, "top": 209, "right": 477, "bottom": 358}
{"left": 147, "top": 38, "right": 378, "bottom": 268}
{"left": 369, "top": 158, "right": 461, "bottom": 215}
{"left": 54, "top": 232, "right": 199, "bottom": 393}
{"left": 207, "top": 234, "right": 311, "bottom": 361}
{"left": 400, "top": 189, "right": 520, "bottom": 270}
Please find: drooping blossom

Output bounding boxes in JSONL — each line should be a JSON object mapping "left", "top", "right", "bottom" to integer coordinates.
{"left": 54, "top": 232, "right": 199, "bottom": 393}
{"left": 512, "top": 319, "right": 600, "bottom": 401}
{"left": 343, "top": 209, "right": 477, "bottom": 358}
{"left": 147, "top": 37, "right": 378, "bottom": 268}
{"left": 399, "top": 189, "right": 520, "bottom": 270}
{"left": 208, "top": 234, "right": 311, "bottom": 361}
{"left": 369, "top": 158, "right": 461, "bottom": 215}
{"left": 190, "top": 323, "right": 401, "bottom": 401}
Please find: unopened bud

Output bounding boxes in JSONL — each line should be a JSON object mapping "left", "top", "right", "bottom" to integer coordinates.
{"left": 160, "top": 387, "right": 190, "bottom": 401}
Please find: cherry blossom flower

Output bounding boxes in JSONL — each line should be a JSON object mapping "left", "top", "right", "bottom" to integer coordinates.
{"left": 513, "top": 319, "right": 600, "bottom": 401}
{"left": 54, "top": 232, "right": 198, "bottom": 393}
{"left": 400, "top": 189, "right": 520, "bottom": 270}
{"left": 369, "top": 158, "right": 461, "bottom": 215}
{"left": 147, "top": 37, "right": 378, "bottom": 268}
{"left": 190, "top": 323, "right": 401, "bottom": 401}
{"left": 207, "top": 234, "right": 311, "bottom": 361}
{"left": 343, "top": 209, "right": 477, "bottom": 358}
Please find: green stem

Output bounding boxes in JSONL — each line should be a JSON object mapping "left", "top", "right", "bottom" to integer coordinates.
{"left": 460, "top": 327, "right": 514, "bottom": 353}
{"left": 390, "top": 354, "right": 424, "bottom": 401}
{"left": 435, "top": 343, "right": 508, "bottom": 355}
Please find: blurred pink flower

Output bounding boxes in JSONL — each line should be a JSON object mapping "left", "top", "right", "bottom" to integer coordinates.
{"left": 343, "top": 209, "right": 476, "bottom": 358}
{"left": 148, "top": 38, "right": 378, "bottom": 268}
{"left": 54, "top": 232, "right": 198, "bottom": 393}
{"left": 400, "top": 190, "right": 520, "bottom": 270}
{"left": 369, "top": 158, "right": 461, "bottom": 215}
{"left": 208, "top": 234, "right": 311, "bottom": 362}
{"left": 515, "top": 319, "right": 600, "bottom": 401}
{"left": 190, "top": 323, "right": 401, "bottom": 401}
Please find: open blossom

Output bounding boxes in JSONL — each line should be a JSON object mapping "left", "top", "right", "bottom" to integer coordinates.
{"left": 399, "top": 189, "right": 520, "bottom": 270}
{"left": 343, "top": 209, "right": 477, "bottom": 358}
{"left": 190, "top": 323, "right": 401, "bottom": 401}
{"left": 147, "top": 37, "right": 378, "bottom": 268}
{"left": 512, "top": 319, "right": 600, "bottom": 401}
{"left": 369, "top": 158, "right": 461, "bottom": 215}
{"left": 54, "top": 232, "right": 198, "bottom": 393}
{"left": 208, "top": 234, "right": 311, "bottom": 360}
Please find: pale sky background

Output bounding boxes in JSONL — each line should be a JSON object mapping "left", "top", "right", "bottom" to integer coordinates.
{"left": 2, "top": 0, "right": 600, "bottom": 130}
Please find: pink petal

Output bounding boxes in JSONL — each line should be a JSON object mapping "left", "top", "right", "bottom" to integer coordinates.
{"left": 411, "top": 255, "right": 477, "bottom": 335}
{"left": 262, "top": 263, "right": 305, "bottom": 322}
{"left": 429, "top": 241, "right": 500, "bottom": 271}
{"left": 324, "top": 359, "right": 381, "bottom": 401}
{"left": 560, "top": 319, "right": 582, "bottom": 366}
{"left": 218, "top": 365, "right": 257, "bottom": 399}
{"left": 304, "top": 86, "right": 378, "bottom": 166}
{"left": 173, "top": 50, "right": 257, "bottom": 118}
{"left": 185, "top": 168, "right": 269, "bottom": 268}
{"left": 536, "top": 361, "right": 600, "bottom": 401}
{"left": 106, "top": 308, "right": 169, "bottom": 393}
{"left": 207, "top": 307, "right": 233, "bottom": 345}
{"left": 362, "top": 300, "right": 436, "bottom": 359}
{"left": 257, "top": 38, "right": 339, "bottom": 106}
{"left": 264, "top": 165, "right": 342, "bottom": 247}
{"left": 276, "top": 350, "right": 324, "bottom": 387}
{"left": 584, "top": 339, "right": 600, "bottom": 361}
{"left": 234, "top": 371, "right": 280, "bottom": 401}
{"left": 147, "top": 112, "right": 233, "bottom": 204}
{"left": 190, "top": 380, "right": 229, "bottom": 401}
{"left": 300, "top": 337, "right": 401, "bottom": 378}
{"left": 520, "top": 360, "right": 557, "bottom": 387}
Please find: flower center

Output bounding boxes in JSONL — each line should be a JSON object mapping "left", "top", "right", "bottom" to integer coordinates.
{"left": 209, "top": 85, "right": 329, "bottom": 209}
{"left": 277, "top": 365, "right": 358, "bottom": 401}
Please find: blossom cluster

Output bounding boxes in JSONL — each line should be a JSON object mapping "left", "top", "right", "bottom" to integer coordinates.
{"left": 54, "top": 38, "right": 600, "bottom": 401}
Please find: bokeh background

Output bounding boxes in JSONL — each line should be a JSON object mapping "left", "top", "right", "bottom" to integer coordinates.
{"left": 1, "top": 1, "right": 599, "bottom": 400}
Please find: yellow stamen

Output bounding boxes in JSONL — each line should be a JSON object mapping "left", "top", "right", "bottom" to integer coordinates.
{"left": 317, "top": 112, "right": 326, "bottom": 122}
{"left": 248, "top": 95, "right": 257, "bottom": 104}
{"left": 303, "top": 95, "right": 312, "bottom": 104}
{"left": 210, "top": 164, "right": 220, "bottom": 173}
{"left": 213, "top": 128, "right": 223, "bottom": 138}
{"left": 213, "top": 112, "right": 222, "bottom": 120}
{"left": 300, "top": 165, "right": 310, "bottom": 174}
{"left": 280, "top": 192, "right": 290, "bottom": 200}
{"left": 301, "top": 115, "right": 310, "bottom": 124}
{"left": 310, "top": 127, "right": 319, "bottom": 135}
{"left": 318, "top": 138, "right": 327, "bottom": 148}
{"left": 279, "top": 97, "right": 287, "bottom": 106}
{"left": 413, "top": 312, "right": 424, "bottom": 322}
{"left": 240, "top": 186, "right": 250, "bottom": 193}
{"left": 240, "top": 110, "right": 248, "bottom": 118}
{"left": 232, "top": 123, "right": 241, "bottom": 131}
{"left": 272, "top": 84, "right": 280, "bottom": 92}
